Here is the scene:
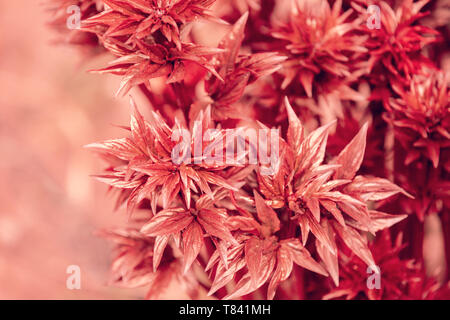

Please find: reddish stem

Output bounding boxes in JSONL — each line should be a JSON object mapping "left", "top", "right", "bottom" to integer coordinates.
{"left": 441, "top": 213, "right": 450, "bottom": 282}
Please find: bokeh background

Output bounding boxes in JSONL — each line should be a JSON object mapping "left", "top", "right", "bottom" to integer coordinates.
{"left": 0, "top": 0, "right": 157, "bottom": 299}
{"left": 0, "top": 0, "right": 447, "bottom": 299}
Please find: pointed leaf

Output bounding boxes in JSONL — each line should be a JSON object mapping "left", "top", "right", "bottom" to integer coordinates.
{"left": 153, "top": 235, "right": 170, "bottom": 272}
{"left": 198, "top": 209, "right": 237, "bottom": 244}
{"left": 349, "top": 210, "right": 408, "bottom": 233}
{"left": 285, "top": 97, "right": 304, "bottom": 154}
{"left": 333, "top": 123, "right": 368, "bottom": 180}
{"left": 141, "top": 208, "right": 193, "bottom": 236}
{"left": 182, "top": 221, "right": 204, "bottom": 274}
{"left": 245, "top": 238, "right": 264, "bottom": 286}
{"left": 333, "top": 221, "right": 375, "bottom": 267}
{"left": 345, "top": 176, "right": 413, "bottom": 201}
{"left": 253, "top": 190, "right": 280, "bottom": 237}
{"left": 283, "top": 239, "right": 328, "bottom": 276}
{"left": 267, "top": 246, "right": 294, "bottom": 300}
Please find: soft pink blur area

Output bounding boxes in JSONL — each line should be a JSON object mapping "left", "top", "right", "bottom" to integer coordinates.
{"left": 0, "top": 1, "right": 153, "bottom": 299}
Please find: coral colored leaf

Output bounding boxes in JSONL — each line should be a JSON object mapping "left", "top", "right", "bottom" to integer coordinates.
{"left": 323, "top": 288, "right": 355, "bottom": 300}
{"left": 126, "top": 184, "right": 144, "bottom": 218}
{"left": 245, "top": 238, "right": 264, "bottom": 286}
{"left": 115, "top": 269, "right": 157, "bottom": 289}
{"left": 211, "top": 237, "right": 229, "bottom": 270}
{"left": 160, "top": 173, "right": 181, "bottom": 208}
{"left": 285, "top": 97, "right": 304, "bottom": 154}
{"left": 317, "top": 238, "right": 339, "bottom": 286}
{"left": 345, "top": 176, "right": 413, "bottom": 201}
{"left": 85, "top": 138, "right": 140, "bottom": 161}
{"left": 197, "top": 171, "right": 238, "bottom": 192}
{"left": 145, "top": 265, "right": 179, "bottom": 300}
{"left": 320, "top": 199, "right": 345, "bottom": 227}
{"left": 167, "top": 60, "right": 186, "bottom": 83}
{"left": 297, "top": 215, "right": 310, "bottom": 245}
{"left": 306, "top": 197, "right": 321, "bottom": 222}
{"left": 299, "top": 70, "right": 314, "bottom": 98}
{"left": 267, "top": 246, "right": 294, "bottom": 300}
{"left": 223, "top": 275, "right": 253, "bottom": 300}
{"left": 283, "top": 239, "right": 328, "bottom": 276}
{"left": 333, "top": 221, "right": 375, "bottom": 267}
{"left": 226, "top": 215, "right": 260, "bottom": 233}
{"left": 218, "top": 12, "right": 248, "bottom": 77}
{"left": 242, "top": 52, "right": 286, "bottom": 80}
{"left": 182, "top": 221, "right": 204, "bottom": 274}
{"left": 208, "top": 254, "right": 246, "bottom": 296}
{"left": 253, "top": 190, "right": 280, "bottom": 237}
{"left": 315, "top": 220, "right": 339, "bottom": 286}
{"left": 215, "top": 73, "right": 250, "bottom": 107}
{"left": 140, "top": 208, "right": 193, "bottom": 236}
{"left": 305, "top": 213, "right": 337, "bottom": 255}
{"left": 338, "top": 201, "right": 372, "bottom": 232}
{"left": 92, "top": 174, "right": 142, "bottom": 189}
{"left": 333, "top": 123, "right": 368, "bottom": 180}
{"left": 153, "top": 235, "right": 170, "bottom": 272}
{"left": 198, "top": 209, "right": 237, "bottom": 244}
{"left": 129, "top": 98, "right": 150, "bottom": 152}
{"left": 225, "top": 252, "right": 276, "bottom": 300}
{"left": 255, "top": 249, "right": 277, "bottom": 287}
{"left": 348, "top": 210, "right": 408, "bottom": 233}
{"left": 298, "top": 121, "right": 335, "bottom": 174}
{"left": 179, "top": 165, "right": 192, "bottom": 209}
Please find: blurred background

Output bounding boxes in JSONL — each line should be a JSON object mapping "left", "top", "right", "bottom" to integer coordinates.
{"left": 0, "top": 0, "right": 154, "bottom": 299}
